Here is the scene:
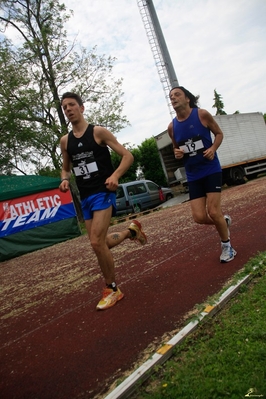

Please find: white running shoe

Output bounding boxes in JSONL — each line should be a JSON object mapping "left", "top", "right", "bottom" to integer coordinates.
{"left": 220, "top": 243, "right": 237, "bottom": 263}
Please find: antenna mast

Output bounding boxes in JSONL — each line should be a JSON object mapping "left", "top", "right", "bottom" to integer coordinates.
{"left": 137, "top": 0, "right": 179, "bottom": 117}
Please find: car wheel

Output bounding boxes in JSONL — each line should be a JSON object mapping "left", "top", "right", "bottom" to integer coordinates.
{"left": 165, "top": 193, "right": 173, "bottom": 201}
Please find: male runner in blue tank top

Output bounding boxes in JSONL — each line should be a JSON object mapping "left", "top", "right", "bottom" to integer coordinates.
{"left": 168, "top": 86, "right": 236, "bottom": 263}
{"left": 59, "top": 92, "right": 147, "bottom": 310}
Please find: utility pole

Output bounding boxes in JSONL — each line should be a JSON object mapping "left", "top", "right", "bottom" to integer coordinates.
{"left": 137, "top": 0, "right": 179, "bottom": 117}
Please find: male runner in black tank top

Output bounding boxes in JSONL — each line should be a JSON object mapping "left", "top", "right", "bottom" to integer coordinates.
{"left": 59, "top": 92, "right": 147, "bottom": 310}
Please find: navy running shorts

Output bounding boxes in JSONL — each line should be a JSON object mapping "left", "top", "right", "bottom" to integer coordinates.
{"left": 188, "top": 172, "right": 222, "bottom": 200}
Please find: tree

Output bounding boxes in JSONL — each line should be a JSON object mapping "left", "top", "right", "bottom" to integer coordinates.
{"left": 212, "top": 89, "right": 227, "bottom": 115}
{"left": 110, "top": 144, "right": 140, "bottom": 183}
{"left": 138, "top": 137, "right": 167, "bottom": 186}
{"left": 0, "top": 0, "right": 129, "bottom": 175}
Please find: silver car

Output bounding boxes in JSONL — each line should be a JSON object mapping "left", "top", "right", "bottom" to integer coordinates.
{"left": 115, "top": 179, "right": 174, "bottom": 215}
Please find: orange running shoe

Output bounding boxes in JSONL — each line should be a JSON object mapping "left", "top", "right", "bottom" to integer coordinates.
{"left": 128, "top": 220, "right": 147, "bottom": 245}
{"left": 96, "top": 288, "right": 124, "bottom": 310}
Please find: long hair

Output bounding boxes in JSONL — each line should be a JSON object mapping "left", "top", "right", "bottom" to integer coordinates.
{"left": 169, "top": 86, "right": 199, "bottom": 108}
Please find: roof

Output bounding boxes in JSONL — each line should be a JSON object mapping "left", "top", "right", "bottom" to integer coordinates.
{"left": 0, "top": 175, "right": 61, "bottom": 201}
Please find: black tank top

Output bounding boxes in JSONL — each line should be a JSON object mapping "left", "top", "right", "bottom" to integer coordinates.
{"left": 67, "top": 124, "right": 115, "bottom": 199}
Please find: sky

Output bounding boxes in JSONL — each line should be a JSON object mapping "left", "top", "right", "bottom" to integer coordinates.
{"left": 61, "top": 0, "right": 266, "bottom": 147}
{"left": 5, "top": 0, "right": 266, "bottom": 148}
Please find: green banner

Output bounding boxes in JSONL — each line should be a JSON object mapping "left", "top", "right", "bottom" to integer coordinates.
{"left": 0, "top": 217, "right": 81, "bottom": 262}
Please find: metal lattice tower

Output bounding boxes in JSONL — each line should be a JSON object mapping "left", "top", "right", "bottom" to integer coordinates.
{"left": 137, "top": 0, "right": 179, "bottom": 118}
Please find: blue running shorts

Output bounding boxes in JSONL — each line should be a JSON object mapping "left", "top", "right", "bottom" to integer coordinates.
{"left": 81, "top": 192, "right": 116, "bottom": 220}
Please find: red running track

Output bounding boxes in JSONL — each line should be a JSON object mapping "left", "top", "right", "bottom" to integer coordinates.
{"left": 1, "top": 177, "right": 266, "bottom": 398}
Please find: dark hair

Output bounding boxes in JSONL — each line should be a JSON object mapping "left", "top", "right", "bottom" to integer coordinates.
{"left": 61, "top": 92, "right": 83, "bottom": 106}
{"left": 169, "top": 86, "right": 199, "bottom": 108}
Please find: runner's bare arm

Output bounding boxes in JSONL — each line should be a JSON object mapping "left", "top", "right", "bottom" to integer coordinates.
{"left": 167, "top": 121, "right": 184, "bottom": 159}
{"left": 94, "top": 126, "right": 134, "bottom": 190}
{"left": 198, "top": 109, "right": 223, "bottom": 159}
{"left": 59, "top": 134, "right": 72, "bottom": 192}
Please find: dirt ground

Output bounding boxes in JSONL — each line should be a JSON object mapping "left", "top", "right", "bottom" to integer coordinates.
{"left": 1, "top": 176, "right": 266, "bottom": 399}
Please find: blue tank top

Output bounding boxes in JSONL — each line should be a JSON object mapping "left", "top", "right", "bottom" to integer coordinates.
{"left": 172, "top": 108, "right": 221, "bottom": 181}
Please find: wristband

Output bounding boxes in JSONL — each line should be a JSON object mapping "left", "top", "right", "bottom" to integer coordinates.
{"left": 61, "top": 178, "right": 69, "bottom": 182}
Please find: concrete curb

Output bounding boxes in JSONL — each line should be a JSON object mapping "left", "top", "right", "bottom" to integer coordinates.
{"left": 104, "top": 270, "right": 256, "bottom": 399}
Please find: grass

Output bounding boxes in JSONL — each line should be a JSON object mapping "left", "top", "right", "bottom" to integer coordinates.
{"left": 131, "top": 252, "right": 266, "bottom": 399}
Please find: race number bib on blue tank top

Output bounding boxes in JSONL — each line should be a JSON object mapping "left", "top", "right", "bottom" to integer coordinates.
{"left": 178, "top": 135, "right": 204, "bottom": 157}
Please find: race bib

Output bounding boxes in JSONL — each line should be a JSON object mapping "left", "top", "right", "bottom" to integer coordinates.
{"left": 178, "top": 136, "right": 204, "bottom": 157}
{"left": 73, "top": 160, "right": 98, "bottom": 179}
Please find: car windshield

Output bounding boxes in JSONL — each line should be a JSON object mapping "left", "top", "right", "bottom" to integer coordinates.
{"left": 116, "top": 186, "right": 124, "bottom": 199}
